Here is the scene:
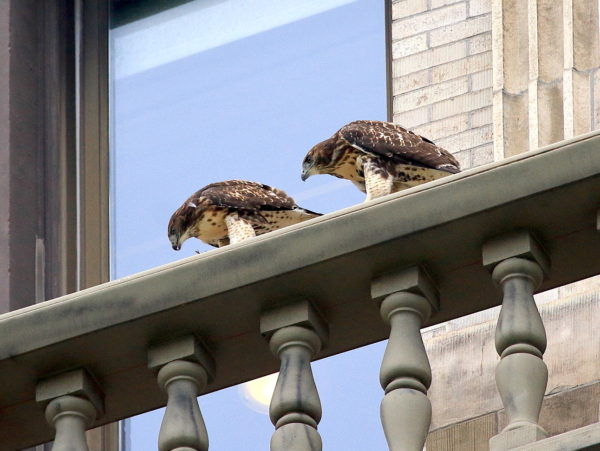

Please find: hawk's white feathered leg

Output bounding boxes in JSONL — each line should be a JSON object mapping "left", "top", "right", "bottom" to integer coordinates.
{"left": 363, "top": 159, "right": 394, "bottom": 201}
{"left": 225, "top": 213, "right": 256, "bottom": 244}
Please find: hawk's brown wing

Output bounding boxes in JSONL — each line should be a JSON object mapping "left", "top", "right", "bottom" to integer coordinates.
{"left": 197, "top": 180, "right": 298, "bottom": 212}
{"left": 339, "top": 120, "right": 460, "bottom": 174}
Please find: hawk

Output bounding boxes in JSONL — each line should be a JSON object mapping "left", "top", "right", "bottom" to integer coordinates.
{"left": 301, "top": 120, "right": 460, "bottom": 201}
{"left": 168, "top": 180, "right": 321, "bottom": 249}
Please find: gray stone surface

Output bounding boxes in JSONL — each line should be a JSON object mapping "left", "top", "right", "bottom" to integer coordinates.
{"left": 1, "top": 132, "right": 600, "bottom": 448}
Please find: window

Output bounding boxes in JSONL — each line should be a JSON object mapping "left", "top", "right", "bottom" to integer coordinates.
{"left": 109, "top": 0, "right": 389, "bottom": 448}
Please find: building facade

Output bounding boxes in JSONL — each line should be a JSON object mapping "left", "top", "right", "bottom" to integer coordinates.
{"left": 1, "top": 0, "right": 599, "bottom": 449}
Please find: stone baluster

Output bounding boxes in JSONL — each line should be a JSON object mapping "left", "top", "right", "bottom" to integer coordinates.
{"left": 36, "top": 368, "right": 104, "bottom": 451}
{"left": 483, "top": 231, "right": 551, "bottom": 451}
{"left": 371, "top": 265, "right": 439, "bottom": 451}
{"left": 260, "top": 300, "right": 328, "bottom": 451}
{"left": 148, "top": 335, "right": 215, "bottom": 451}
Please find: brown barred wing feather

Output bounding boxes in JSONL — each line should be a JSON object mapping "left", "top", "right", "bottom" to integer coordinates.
{"left": 339, "top": 120, "right": 460, "bottom": 174}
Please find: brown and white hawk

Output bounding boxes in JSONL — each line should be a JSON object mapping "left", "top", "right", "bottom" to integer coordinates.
{"left": 168, "top": 180, "right": 321, "bottom": 249}
{"left": 301, "top": 120, "right": 460, "bottom": 201}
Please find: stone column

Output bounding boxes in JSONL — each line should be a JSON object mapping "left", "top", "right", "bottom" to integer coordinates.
{"left": 371, "top": 265, "right": 439, "bottom": 451}
{"left": 536, "top": 0, "right": 565, "bottom": 147}
{"left": 565, "top": 0, "right": 600, "bottom": 137}
{"left": 148, "top": 335, "right": 215, "bottom": 451}
{"left": 483, "top": 231, "right": 551, "bottom": 451}
{"left": 36, "top": 369, "right": 104, "bottom": 451}
{"left": 260, "top": 300, "right": 328, "bottom": 451}
{"left": 493, "top": 0, "right": 531, "bottom": 158}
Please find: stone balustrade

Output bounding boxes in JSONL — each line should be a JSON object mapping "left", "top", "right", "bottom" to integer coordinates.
{"left": 372, "top": 266, "right": 438, "bottom": 451}
{"left": 483, "top": 231, "right": 551, "bottom": 450}
{"left": 1, "top": 133, "right": 599, "bottom": 449}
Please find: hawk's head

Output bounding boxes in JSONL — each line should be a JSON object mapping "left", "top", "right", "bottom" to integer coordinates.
{"left": 167, "top": 211, "right": 191, "bottom": 251}
{"left": 301, "top": 137, "right": 337, "bottom": 181}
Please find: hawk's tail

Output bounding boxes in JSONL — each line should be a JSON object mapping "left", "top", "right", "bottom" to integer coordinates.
{"left": 294, "top": 207, "right": 322, "bottom": 218}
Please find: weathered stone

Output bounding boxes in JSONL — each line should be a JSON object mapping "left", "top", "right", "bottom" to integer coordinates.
{"left": 501, "top": 93, "right": 530, "bottom": 156}
{"left": 594, "top": 69, "right": 600, "bottom": 130}
{"left": 427, "top": 413, "right": 497, "bottom": 451}
{"left": 537, "top": 82, "right": 564, "bottom": 147}
{"left": 573, "top": 69, "right": 593, "bottom": 135}
{"left": 501, "top": 0, "right": 530, "bottom": 93}
{"left": 498, "top": 382, "right": 600, "bottom": 437}
{"left": 573, "top": 0, "right": 600, "bottom": 70}
{"left": 537, "top": 0, "right": 563, "bottom": 83}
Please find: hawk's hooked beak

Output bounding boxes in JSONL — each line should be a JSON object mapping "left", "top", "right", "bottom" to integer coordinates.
{"left": 301, "top": 162, "right": 314, "bottom": 181}
{"left": 169, "top": 233, "right": 181, "bottom": 251}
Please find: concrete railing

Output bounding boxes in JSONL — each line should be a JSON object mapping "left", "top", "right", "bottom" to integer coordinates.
{"left": 1, "top": 132, "right": 599, "bottom": 450}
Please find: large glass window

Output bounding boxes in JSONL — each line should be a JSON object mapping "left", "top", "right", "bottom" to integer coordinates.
{"left": 110, "top": 0, "right": 388, "bottom": 448}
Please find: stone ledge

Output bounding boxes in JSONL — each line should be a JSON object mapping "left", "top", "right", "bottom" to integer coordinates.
{"left": 2, "top": 131, "right": 600, "bottom": 449}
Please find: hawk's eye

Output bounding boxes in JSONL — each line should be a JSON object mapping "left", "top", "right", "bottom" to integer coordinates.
{"left": 170, "top": 228, "right": 175, "bottom": 235}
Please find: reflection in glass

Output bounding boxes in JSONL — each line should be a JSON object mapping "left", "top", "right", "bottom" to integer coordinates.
{"left": 110, "top": 0, "right": 387, "bottom": 448}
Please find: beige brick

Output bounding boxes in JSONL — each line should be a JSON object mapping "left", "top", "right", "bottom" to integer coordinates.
{"left": 467, "top": 32, "right": 491, "bottom": 55}
{"left": 470, "top": 105, "right": 492, "bottom": 128}
{"left": 431, "top": 88, "right": 492, "bottom": 120}
{"left": 393, "top": 69, "right": 430, "bottom": 95}
{"left": 429, "top": 15, "right": 491, "bottom": 48}
{"left": 392, "top": 33, "right": 428, "bottom": 59}
{"left": 432, "top": 52, "right": 491, "bottom": 83}
{"left": 393, "top": 41, "right": 466, "bottom": 77}
{"left": 393, "top": 106, "right": 429, "bottom": 127}
{"left": 450, "top": 148, "right": 472, "bottom": 169}
{"left": 392, "top": 3, "right": 467, "bottom": 40}
{"left": 469, "top": 0, "right": 492, "bottom": 16}
{"left": 392, "top": 0, "right": 428, "bottom": 20}
{"left": 431, "top": 0, "right": 464, "bottom": 8}
{"left": 436, "top": 125, "right": 493, "bottom": 152}
{"left": 413, "top": 114, "right": 470, "bottom": 141}
{"left": 471, "top": 143, "right": 494, "bottom": 166}
{"left": 394, "top": 77, "right": 469, "bottom": 111}
{"left": 471, "top": 69, "right": 493, "bottom": 90}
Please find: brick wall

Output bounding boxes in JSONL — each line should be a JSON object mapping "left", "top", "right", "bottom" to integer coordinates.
{"left": 391, "top": 0, "right": 493, "bottom": 170}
